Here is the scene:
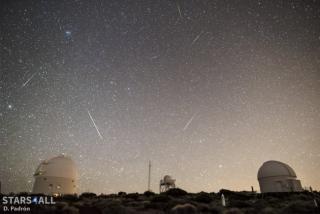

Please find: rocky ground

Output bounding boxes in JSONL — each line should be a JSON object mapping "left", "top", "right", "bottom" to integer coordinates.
{"left": 1, "top": 189, "right": 320, "bottom": 214}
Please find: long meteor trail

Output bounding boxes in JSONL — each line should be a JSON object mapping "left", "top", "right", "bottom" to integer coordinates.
{"left": 87, "top": 110, "right": 103, "bottom": 140}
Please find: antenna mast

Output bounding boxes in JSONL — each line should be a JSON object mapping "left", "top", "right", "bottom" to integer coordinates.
{"left": 148, "top": 160, "right": 151, "bottom": 191}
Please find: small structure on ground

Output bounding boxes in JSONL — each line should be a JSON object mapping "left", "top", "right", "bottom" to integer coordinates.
{"left": 160, "top": 175, "right": 176, "bottom": 193}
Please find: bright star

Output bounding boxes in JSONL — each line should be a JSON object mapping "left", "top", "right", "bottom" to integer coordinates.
{"left": 65, "top": 30, "right": 71, "bottom": 36}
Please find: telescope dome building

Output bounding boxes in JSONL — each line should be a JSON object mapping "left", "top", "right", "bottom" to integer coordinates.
{"left": 32, "top": 155, "right": 77, "bottom": 195}
{"left": 258, "top": 160, "right": 303, "bottom": 193}
{"left": 160, "top": 175, "right": 176, "bottom": 193}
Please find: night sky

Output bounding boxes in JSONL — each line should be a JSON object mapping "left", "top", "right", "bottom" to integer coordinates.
{"left": 1, "top": 0, "right": 320, "bottom": 194}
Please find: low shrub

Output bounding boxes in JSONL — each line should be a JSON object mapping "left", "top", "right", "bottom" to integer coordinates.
{"left": 228, "top": 199, "right": 251, "bottom": 208}
{"left": 219, "top": 189, "right": 233, "bottom": 195}
{"left": 151, "top": 194, "right": 170, "bottom": 203}
{"left": 171, "top": 203, "right": 197, "bottom": 214}
{"left": 125, "top": 193, "right": 139, "bottom": 200}
{"left": 252, "top": 199, "right": 269, "bottom": 211}
{"left": 78, "top": 206, "right": 101, "bottom": 214}
{"left": 79, "top": 192, "right": 97, "bottom": 199}
{"left": 118, "top": 191, "right": 127, "bottom": 197}
{"left": 260, "top": 207, "right": 277, "bottom": 214}
{"left": 143, "top": 191, "right": 156, "bottom": 197}
{"left": 281, "top": 200, "right": 317, "bottom": 214}
{"left": 61, "top": 194, "right": 79, "bottom": 202}
{"left": 165, "top": 188, "right": 188, "bottom": 197}
{"left": 224, "top": 208, "right": 243, "bottom": 214}
{"left": 193, "top": 192, "right": 212, "bottom": 203}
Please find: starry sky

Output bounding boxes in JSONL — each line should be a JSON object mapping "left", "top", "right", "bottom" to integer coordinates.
{"left": 1, "top": 0, "right": 320, "bottom": 194}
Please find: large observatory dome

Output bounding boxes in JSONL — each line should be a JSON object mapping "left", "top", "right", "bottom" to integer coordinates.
{"left": 258, "top": 160, "right": 296, "bottom": 180}
{"left": 33, "top": 155, "right": 77, "bottom": 195}
{"left": 257, "top": 160, "right": 302, "bottom": 193}
{"left": 34, "top": 155, "right": 77, "bottom": 179}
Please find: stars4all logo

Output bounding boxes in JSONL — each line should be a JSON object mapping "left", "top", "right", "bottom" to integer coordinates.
{"left": 31, "top": 197, "right": 38, "bottom": 204}
{"left": 30, "top": 196, "right": 56, "bottom": 205}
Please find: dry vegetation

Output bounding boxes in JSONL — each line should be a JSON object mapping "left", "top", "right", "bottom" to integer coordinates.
{"left": 1, "top": 188, "right": 320, "bottom": 214}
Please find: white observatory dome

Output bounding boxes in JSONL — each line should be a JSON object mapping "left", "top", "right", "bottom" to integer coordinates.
{"left": 32, "top": 155, "right": 77, "bottom": 195}
{"left": 258, "top": 160, "right": 296, "bottom": 179}
{"left": 257, "top": 160, "right": 302, "bottom": 193}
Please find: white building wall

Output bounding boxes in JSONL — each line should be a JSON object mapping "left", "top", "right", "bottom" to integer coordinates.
{"left": 259, "top": 176, "right": 303, "bottom": 193}
{"left": 33, "top": 176, "right": 76, "bottom": 195}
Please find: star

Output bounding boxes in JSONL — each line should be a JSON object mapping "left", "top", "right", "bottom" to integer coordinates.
{"left": 65, "top": 30, "right": 72, "bottom": 36}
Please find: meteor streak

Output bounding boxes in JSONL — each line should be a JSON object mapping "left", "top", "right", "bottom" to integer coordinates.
{"left": 87, "top": 110, "right": 103, "bottom": 140}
